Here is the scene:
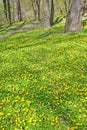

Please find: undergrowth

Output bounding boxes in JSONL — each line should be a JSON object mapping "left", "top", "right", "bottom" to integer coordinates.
{"left": 0, "top": 22, "right": 87, "bottom": 130}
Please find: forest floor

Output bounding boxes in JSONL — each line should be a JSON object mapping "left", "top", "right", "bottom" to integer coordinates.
{"left": 0, "top": 22, "right": 87, "bottom": 130}
{"left": 0, "top": 21, "right": 43, "bottom": 39}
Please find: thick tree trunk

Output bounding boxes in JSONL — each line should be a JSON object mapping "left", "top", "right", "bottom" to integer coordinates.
{"left": 50, "top": 0, "right": 54, "bottom": 25}
{"left": 64, "top": 0, "right": 84, "bottom": 32}
{"left": 7, "top": 0, "right": 11, "bottom": 24}
{"left": 16, "top": 0, "right": 22, "bottom": 21}
{"left": 44, "top": 0, "right": 51, "bottom": 28}
{"left": 35, "top": 0, "right": 40, "bottom": 21}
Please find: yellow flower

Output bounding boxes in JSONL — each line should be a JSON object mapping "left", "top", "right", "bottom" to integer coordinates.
{"left": 14, "top": 128, "right": 18, "bottom": 130}
{"left": 2, "top": 128, "right": 5, "bottom": 130}
{"left": 73, "top": 104, "right": 77, "bottom": 107}
{"left": 26, "top": 100, "right": 31, "bottom": 107}
{"left": 0, "top": 112, "right": 3, "bottom": 120}
{"left": 71, "top": 126, "right": 78, "bottom": 130}
{"left": 22, "top": 74, "right": 26, "bottom": 79}
{"left": 50, "top": 122, "right": 54, "bottom": 125}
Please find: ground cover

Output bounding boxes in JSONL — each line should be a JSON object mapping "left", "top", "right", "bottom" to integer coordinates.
{"left": 0, "top": 20, "right": 42, "bottom": 38}
{"left": 0, "top": 23, "right": 87, "bottom": 130}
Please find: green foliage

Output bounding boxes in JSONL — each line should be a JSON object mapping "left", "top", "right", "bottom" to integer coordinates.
{"left": 83, "top": 20, "right": 87, "bottom": 27}
{"left": 0, "top": 23, "right": 87, "bottom": 130}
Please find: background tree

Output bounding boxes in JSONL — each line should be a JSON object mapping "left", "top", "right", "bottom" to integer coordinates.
{"left": 1, "top": 0, "right": 68, "bottom": 24}
{"left": 3, "top": 0, "right": 8, "bottom": 20}
{"left": 7, "top": 0, "right": 11, "bottom": 24}
{"left": 16, "top": 0, "right": 22, "bottom": 21}
{"left": 63, "top": 0, "right": 68, "bottom": 13}
{"left": 44, "top": 0, "right": 51, "bottom": 28}
{"left": 50, "top": 0, "right": 54, "bottom": 25}
{"left": 1, "top": 0, "right": 87, "bottom": 29}
{"left": 35, "top": 0, "right": 40, "bottom": 21}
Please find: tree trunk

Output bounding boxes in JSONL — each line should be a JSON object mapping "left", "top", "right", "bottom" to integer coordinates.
{"left": 3, "top": 0, "right": 8, "bottom": 20}
{"left": 44, "top": 0, "right": 51, "bottom": 28}
{"left": 50, "top": 0, "right": 54, "bottom": 25}
{"left": 7, "top": 0, "right": 11, "bottom": 24}
{"left": 12, "top": 0, "right": 15, "bottom": 22}
{"left": 35, "top": 0, "right": 40, "bottom": 21}
{"left": 16, "top": 0, "right": 22, "bottom": 21}
{"left": 31, "top": 0, "right": 36, "bottom": 20}
{"left": 63, "top": 0, "right": 68, "bottom": 13}
{"left": 64, "top": 0, "right": 85, "bottom": 33}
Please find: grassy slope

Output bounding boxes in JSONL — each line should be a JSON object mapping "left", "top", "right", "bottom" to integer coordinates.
{"left": 0, "top": 23, "right": 87, "bottom": 130}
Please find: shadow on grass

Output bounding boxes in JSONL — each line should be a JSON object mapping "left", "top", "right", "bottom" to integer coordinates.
{"left": 0, "top": 34, "right": 83, "bottom": 52}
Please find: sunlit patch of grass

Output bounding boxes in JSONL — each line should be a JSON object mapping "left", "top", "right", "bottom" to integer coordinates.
{"left": 0, "top": 23, "right": 87, "bottom": 130}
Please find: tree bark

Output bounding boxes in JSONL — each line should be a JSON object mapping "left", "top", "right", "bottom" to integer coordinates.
{"left": 3, "top": 0, "right": 8, "bottom": 20}
{"left": 16, "top": 0, "right": 22, "bottom": 21}
{"left": 7, "top": 0, "right": 11, "bottom": 24}
{"left": 63, "top": 0, "right": 68, "bottom": 13}
{"left": 50, "top": 0, "right": 54, "bottom": 25}
{"left": 64, "top": 0, "right": 85, "bottom": 33}
{"left": 44, "top": 0, "right": 51, "bottom": 28}
{"left": 35, "top": 0, "right": 40, "bottom": 21}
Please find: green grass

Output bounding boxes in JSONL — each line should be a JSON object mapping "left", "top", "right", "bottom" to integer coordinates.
{"left": 0, "top": 23, "right": 87, "bottom": 130}
{"left": 0, "top": 21, "right": 25, "bottom": 36}
{"left": 0, "top": 20, "right": 42, "bottom": 36}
